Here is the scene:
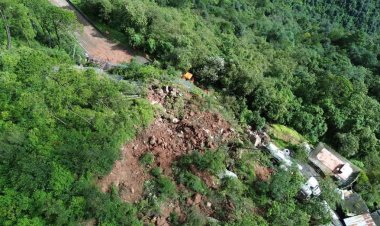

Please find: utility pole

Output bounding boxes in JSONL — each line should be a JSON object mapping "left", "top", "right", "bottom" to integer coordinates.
{"left": 0, "top": 8, "right": 11, "bottom": 50}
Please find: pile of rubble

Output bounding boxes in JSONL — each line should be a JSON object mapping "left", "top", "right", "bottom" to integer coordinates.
{"left": 132, "top": 86, "right": 234, "bottom": 174}
{"left": 246, "top": 127, "right": 270, "bottom": 148}
{"left": 98, "top": 85, "right": 235, "bottom": 203}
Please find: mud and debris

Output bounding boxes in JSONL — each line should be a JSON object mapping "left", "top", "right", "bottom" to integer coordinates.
{"left": 190, "top": 165, "right": 218, "bottom": 189}
{"left": 186, "top": 193, "right": 214, "bottom": 217}
{"left": 147, "top": 201, "right": 185, "bottom": 226}
{"left": 98, "top": 86, "right": 235, "bottom": 203}
{"left": 247, "top": 128, "right": 270, "bottom": 148}
{"left": 254, "top": 165, "right": 273, "bottom": 181}
{"left": 97, "top": 144, "right": 149, "bottom": 203}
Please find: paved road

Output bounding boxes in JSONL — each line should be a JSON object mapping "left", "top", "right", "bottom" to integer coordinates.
{"left": 49, "top": 0, "right": 146, "bottom": 64}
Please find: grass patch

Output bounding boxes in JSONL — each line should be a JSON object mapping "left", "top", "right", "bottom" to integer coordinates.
{"left": 268, "top": 124, "right": 306, "bottom": 146}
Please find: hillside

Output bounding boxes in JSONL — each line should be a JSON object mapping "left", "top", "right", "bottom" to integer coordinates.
{"left": 75, "top": 0, "right": 380, "bottom": 212}
{"left": 0, "top": 0, "right": 379, "bottom": 225}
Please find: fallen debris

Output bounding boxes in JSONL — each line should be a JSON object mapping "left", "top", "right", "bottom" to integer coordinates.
{"left": 247, "top": 128, "right": 270, "bottom": 148}
{"left": 218, "top": 169, "right": 238, "bottom": 179}
{"left": 98, "top": 86, "right": 235, "bottom": 202}
{"left": 97, "top": 145, "right": 149, "bottom": 203}
{"left": 254, "top": 165, "right": 272, "bottom": 181}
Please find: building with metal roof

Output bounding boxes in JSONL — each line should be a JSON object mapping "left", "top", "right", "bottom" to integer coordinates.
{"left": 343, "top": 213, "right": 376, "bottom": 226}
{"left": 342, "top": 191, "right": 370, "bottom": 217}
{"left": 371, "top": 210, "right": 380, "bottom": 226}
{"left": 308, "top": 143, "right": 360, "bottom": 188}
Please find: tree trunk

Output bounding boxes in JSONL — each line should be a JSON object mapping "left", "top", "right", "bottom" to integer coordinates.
{"left": 0, "top": 8, "right": 11, "bottom": 50}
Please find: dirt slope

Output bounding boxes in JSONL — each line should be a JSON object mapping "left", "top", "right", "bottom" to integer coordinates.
{"left": 49, "top": 0, "right": 144, "bottom": 64}
{"left": 98, "top": 86, "right": 234, "bottom": 203}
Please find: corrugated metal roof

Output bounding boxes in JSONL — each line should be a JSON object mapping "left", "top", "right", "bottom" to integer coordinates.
{"left": 342, "top": 192, "right": 370, "bottom": 216}
{"left": 371, "top": 210, "right": 380, "bottom": 226}
{"left": 343, "top": 213, "right": 376, "bottom": 226}
{"left": 315, "top": 148, "right": 352, "bottom": 180}
{"left": 308, "top": 143, "right": 360, "bottom": 187}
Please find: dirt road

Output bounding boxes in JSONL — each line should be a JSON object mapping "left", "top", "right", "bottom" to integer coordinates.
{"left": 49, "top": 0, "right": 146, "bottom": 64}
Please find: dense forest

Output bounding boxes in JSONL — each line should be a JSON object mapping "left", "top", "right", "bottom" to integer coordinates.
{"left": 0, "top": 0, "right": 380, "bottom": 225}
{"left": 0, "top": 0, "right": 155, "bottom": 225}
{"left": 77, "top": 0, "right": 380, "bottom": 208}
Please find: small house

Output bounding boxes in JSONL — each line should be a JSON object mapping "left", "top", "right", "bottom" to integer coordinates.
{"left": 371, "top": 210, "right": 380, "bottom": 226}
{"left": 308, "top": 143, "right": 360, "bottom": 188}
{"left": 342, "top": 191, "right": 369, "bottom": 217}
{"left": 343, "top": 213, "right": 376, "bottom": 226}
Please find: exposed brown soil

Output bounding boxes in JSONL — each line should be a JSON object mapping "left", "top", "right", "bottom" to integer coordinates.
{"left": 97, "top": 144, "right": 149, "bottom": 203}
{"left": 98, "top": 86, "right": 235, "bottom": 203}
{"left": 254, "top": 165, "right": 272, "bottom": 181}
{"left": 132, "top": 113, "right": 232, "bottom": 175}
{"left": 186, "top": 193, "right": 214, "bottom": 216}
{"left": 150, "top": 201, "right": 185, "bottom": 226}
{"left": 190, "top": 165, "right": 218, "bottom": 189}
{"left": 49, "top": 0, "right": 145, "bottom": 64}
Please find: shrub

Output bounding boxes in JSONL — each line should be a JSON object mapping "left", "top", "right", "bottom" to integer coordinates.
{"left": 227, "top": 214, "right": 268, "bottom": 226}
{"left": 147, "top": 167, "right": 176, "bottom": 199}
{"left": 177, "top": 171, "right": 208, "bottom": 195}
{"left": 220, "top": 177, "right": 246, "bottom": 199}
{"left": 155, "top": 176, "right": 176, "bottom": 199}
{"left": 291, "top": 145, "right": 309, "bottom": 163}
{"left": 150, "top": 167, "right": 163, "bottom": 177}
{"left": 177, "top": 149, "right": 226, "bottom": 175}
{"left": 184, "top": 207, "right": 207, "bottom": 226}
{"left": 140, "top": 153, "right": 154, "bottom": 166}
{"left": 169, "top": 212, "right": 180, "bottom": 225}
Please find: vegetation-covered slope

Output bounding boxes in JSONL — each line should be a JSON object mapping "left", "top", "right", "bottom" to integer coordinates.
{"left": 0, "top": 1, "right": 154, "bottom": 225}
{"left": 1, "top": 0, "right": 380, "bottom": 225}
{"left": 77, "top": 0, "right": 380, "bottom": 209}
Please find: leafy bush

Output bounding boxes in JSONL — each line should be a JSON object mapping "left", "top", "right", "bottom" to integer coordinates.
{"left": 226, "top": 214, "right": 268, "bottom": 226}
{"left": 177, "top": 171, "right": 208, "bottom": 195}
{"left": 155, "top": 176, "right": 177, "bottom": 199}
{"left": 220, "top": 178, "right": 246, "bottom": 200}
{"left": 268, "top": 169, "right": 303, "bottom": 201}
{"left": 290, "top": 145, "right": 309, "bottom": 163}
{"left": 147, "top": 167, "right": 176, "bottom": 199}
{"left": 140, "top": 153, "right": 155, "bottom": 166}
{"left": 177, "top": 149, "right": 226, "bottom": 175}
{"left": 239, "top": 108, "right": 266, "bottom": 130}
{"left": 183, "top": 207, "right": 207, "bottom": 226}
{"left": 0, "top": 44, "right": 153, "bottom": 225}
